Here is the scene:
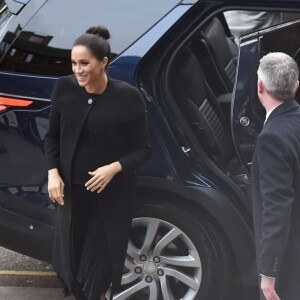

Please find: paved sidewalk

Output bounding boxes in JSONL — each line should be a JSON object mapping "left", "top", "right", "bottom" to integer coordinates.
{"left": 0, "top": 287, "right": 75, "bottom": 300}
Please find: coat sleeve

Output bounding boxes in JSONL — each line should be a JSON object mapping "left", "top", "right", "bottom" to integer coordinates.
{"left": 255, "top": 131, "right": 295, "bottom": 278}
{"left": 118, "top": 89, "right": 152, "bottom": 174}
{"left": 44, "top": 80, "right": 61, "bottom": 171}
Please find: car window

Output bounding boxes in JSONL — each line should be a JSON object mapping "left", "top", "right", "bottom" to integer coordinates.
{"left": 0, "top": 0, "right": 180, "bottom": 76}
{"left": 224, "top": 10, "right": 300, "bottom": 44}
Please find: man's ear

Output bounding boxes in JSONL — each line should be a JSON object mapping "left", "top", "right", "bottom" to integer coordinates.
{"left": 296, "top": 80, "right": 299, "bottom": 91}
{"left": 257, "top": 79, "right": 264, "bottom": 94}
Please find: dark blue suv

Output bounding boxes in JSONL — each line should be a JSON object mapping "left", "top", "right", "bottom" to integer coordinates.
{"left": 1, "top": 0, "right": 300, "bottom": 299}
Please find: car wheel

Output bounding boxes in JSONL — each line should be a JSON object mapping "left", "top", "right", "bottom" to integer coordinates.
{"left": 113, "top": 198, "right": 234, "bottom": 300}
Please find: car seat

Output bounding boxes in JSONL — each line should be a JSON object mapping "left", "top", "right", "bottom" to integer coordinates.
{"left": 193, "top": 17, "right": 238, "bottom": 97}
{"left": 170, "top": 48, "right": 246, "bottom": 183}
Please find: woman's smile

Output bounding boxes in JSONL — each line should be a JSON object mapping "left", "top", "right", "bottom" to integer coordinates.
{"left": 76, "top": 74, "right": 88, "bottom": 83}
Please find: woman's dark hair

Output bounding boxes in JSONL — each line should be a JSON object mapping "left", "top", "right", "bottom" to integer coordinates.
{"left": 73, "top": 26, "right": 111, "bottom": 69}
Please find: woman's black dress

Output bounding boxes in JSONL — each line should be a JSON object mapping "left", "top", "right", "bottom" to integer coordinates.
{"left": 69, "top": 113, "right": 112, "bottom": 299}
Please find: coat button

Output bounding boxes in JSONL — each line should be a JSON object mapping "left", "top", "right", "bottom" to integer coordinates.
{"left": 88, "top": 99, "right": 93, "bottom": 104}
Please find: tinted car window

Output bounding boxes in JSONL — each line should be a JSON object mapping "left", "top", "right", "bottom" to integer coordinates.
{"left": 0, "top": 0, "right": 180, "bottom": 76}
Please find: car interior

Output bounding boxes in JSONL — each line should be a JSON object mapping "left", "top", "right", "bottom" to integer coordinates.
{"left": 168, "top": 14, "right": 245, "bottom": 185}
{"left": 194, "top": 17, "right": 238, "bottom": 97}
{"left": 167, "top": 10, "right": 300, "bottom": 186}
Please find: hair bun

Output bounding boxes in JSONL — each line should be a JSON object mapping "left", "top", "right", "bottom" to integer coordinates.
{"left": 86, "top": 26, "right": 110, "bottom": 40}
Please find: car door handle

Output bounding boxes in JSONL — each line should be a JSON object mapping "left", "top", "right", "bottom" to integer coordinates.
{"left": 181, "top": 147, "right": 191, "bottom": 155}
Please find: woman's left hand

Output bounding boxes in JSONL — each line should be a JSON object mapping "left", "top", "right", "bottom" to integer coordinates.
{"left": 85, "top": 161, "right": 122, "bottom": 193}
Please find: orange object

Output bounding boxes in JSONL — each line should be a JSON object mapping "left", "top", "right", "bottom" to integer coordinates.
{"left": 0, "top": 97, "right": 33, "bottom": 107}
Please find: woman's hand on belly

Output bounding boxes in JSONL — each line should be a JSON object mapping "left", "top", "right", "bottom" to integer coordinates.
{"left": 85, "top": 161, "right": 122, "bottom": 193}
{"left": 48, "top": 168, "right": 65, "bottom": 205}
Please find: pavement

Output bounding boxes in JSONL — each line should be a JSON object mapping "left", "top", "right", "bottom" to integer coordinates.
{"left": 0, "top": 247, "right": 75, "bottom": 300}
{"left": 0, "top": 287, "right": 75, "bottom": 300}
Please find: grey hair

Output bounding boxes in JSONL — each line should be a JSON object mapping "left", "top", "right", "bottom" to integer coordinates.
{"left": 257, "top": 52, "right": 299, "bottom": 101}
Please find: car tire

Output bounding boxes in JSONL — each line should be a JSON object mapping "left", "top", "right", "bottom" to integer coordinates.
{"left": 113, "top": 196, "right": 235, "bottom": 300}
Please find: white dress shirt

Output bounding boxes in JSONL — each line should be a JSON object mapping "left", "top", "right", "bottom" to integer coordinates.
{"left": 264, "top": 103, "right": 282, "bottom": 124}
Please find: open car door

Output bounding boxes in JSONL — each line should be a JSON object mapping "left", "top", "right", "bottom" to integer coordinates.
{"left": 231, "top": 18, "right": 300, "bottom": 171}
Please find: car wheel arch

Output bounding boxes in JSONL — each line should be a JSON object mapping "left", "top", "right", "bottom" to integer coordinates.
{"left": 137, "top": 179, "right": 257, "bottom": 289}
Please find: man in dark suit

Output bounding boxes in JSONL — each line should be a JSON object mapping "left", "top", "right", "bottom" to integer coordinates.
{"left": 252, "top": 52, "right": 300, "bottom": 300}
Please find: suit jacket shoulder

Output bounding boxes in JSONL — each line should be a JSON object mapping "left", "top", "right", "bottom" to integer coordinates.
{"left": 263, "top": 103, "right": 300, "bottom": 153}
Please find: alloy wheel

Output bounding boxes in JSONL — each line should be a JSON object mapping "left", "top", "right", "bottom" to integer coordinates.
{"left": 113, "top": 217, "right": 202, "bottom": 299}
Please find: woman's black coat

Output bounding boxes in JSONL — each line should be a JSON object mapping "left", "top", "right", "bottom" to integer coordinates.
{"left": 44, "top": 75, "right": 151, "bottom": 296}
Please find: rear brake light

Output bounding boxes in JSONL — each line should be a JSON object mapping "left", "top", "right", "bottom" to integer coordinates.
{"left": 0, "top": 97, "right": 33, "bottom": 111}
